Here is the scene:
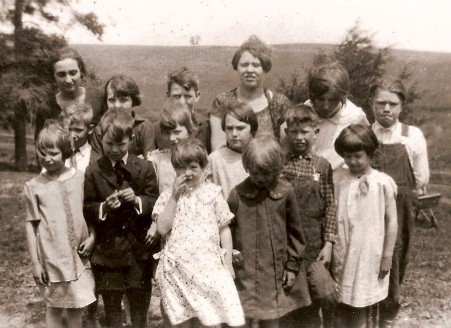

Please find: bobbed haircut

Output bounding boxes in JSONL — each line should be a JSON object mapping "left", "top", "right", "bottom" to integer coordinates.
{"left": 99, "top": 108, "right": 134, "bottom": 142}
{"left": 104, "top": 75, "right": 142, "bottom": 107}
{"left": 159, "top": 101, "right": 196, "bottom": 134}
{"left": 171, "top": 139, "right": 208, "bottom": 169}
{"left": 334, "top": 124, "right": 379, "bottom": 157}
{"left": 167, "top": 67, "right": 200, "bottom": 93}
{"left": 51, "top": 47, "right": 86, "bottom": 77}
{"left": 308, "top": 61, "right": 349, "bottom": 104}
{"left": 370, "top": 79, "right": 407, "bottom": 104}
{"left": 65, "top": 102, "right": 94, "bottom": 127}
{"left": 284, "top": 103, "right": 320, "bottom": 127}
{"left": 221, "top": 100, "right": 258, "bottom": 137}
{"left": 36, "top": 120, "right": 72, "bottom": 160}
{"left": 231, "top": 35, "right": 272, "bottom": 73}
{"left": 242, "top": 135, "right": 285, "bottom": 173}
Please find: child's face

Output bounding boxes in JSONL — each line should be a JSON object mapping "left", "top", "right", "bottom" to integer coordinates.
{"left": 285, "top": 122, "right": 317, "bottom": 155}
{"left": 312, "top": 90, "right": 342, "bottom": 119}
{"left": 237, "top": 51, "right": 265, "bottom": 89}
{"left": 166, "top": 124, "right": 190, "bottom": 146}
{"left": 175, "top": 161, "right": 205, "bottom": 189}
{"left": 167, "top": 83, "right": 199, "bottom": 111}
{"left": 224, "top": 114, "right": 253, "bottom": 152}
{"left": 69, "top": 120, "right": 92, "bottom": 150}
{"left": 373, "top": 89, "right": 402, "bottom": 128}
{"left": 106, "top": 84, "right": 133, "bottom": 111}
{"left": 53, "top": 59, "right": 82, "bottom": 96}
{"left": 343, "top": 150, "right": 371, "bottom": 176}
{"left": 248, "top": 167, "right": 278, "bottom": 189}
{"left": 102, "top": 131, "right": 130, "bottom": 162}
{"left": 38, "top": 144, "right": 65, "bottom": 175}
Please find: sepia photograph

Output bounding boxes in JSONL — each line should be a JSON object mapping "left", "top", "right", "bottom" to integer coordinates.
{"left": 0, "top": 0, "right": 450, "bottom": 327}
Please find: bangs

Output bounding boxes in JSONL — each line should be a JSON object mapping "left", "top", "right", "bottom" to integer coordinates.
{"left": 171, "top": 139, "right": 208, "bottom": 169}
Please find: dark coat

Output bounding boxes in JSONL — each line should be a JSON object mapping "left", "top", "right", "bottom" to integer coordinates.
{"left": 228, "top": 177, "right": 311, "bottom": 320}
{"left": 83, "top": 154, "right": 158, "bottom": 268}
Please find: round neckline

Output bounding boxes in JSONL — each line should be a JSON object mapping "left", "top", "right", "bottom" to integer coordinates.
{"left": 42, "top": 168, "right": 77, "bottom": 182}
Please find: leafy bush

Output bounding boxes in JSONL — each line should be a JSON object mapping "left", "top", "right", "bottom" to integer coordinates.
{"left": 277, "top": 22, "right": 421, "bottom": 123}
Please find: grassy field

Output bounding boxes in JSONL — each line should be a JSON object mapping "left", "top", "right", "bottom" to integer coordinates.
{"left": 1, "top": 44, "right": 450, "bottom": 327}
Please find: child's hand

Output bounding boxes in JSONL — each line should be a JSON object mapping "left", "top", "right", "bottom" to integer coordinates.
{"left": 32, "top": 263, "right": 49, "bottom": 287}
{"left": 78, "top": 234, "right": 95, "bottom": 257}
{"left": 316, "top": 241, "right": 333, "bottom": 266}
{"left": 117, "top": 188, "right": 137, "bottom": 205}
{"left": 172, "top": 174, "right": 189, "bottom": 200}
{"left": 104, "top": 190, "right": 121, "bottom": 213}
{"left": 145, "top": 222, "right": 160, "bottom": 248}
{"left": 379, "top": 256, "right": 392, "bottom": 279}
{"left": 282, "top": 270, "right": 296, "bottom": 293}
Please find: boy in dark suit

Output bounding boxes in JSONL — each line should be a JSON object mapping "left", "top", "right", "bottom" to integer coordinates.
{"left": 84, "top": 109, "right": 159, "bottom": 328}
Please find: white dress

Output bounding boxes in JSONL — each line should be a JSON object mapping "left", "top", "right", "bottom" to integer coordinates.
{"left": 153, "top": 182, "right": 245, "bottom": 326}
{"left": 332, "top": 168, "right": 397, "bottom": 307}
{"left": 208, "top": 146, "right": 249, "bottom": 199}
{"left": 306, "top": 99, "right": 369, "bottom": 171}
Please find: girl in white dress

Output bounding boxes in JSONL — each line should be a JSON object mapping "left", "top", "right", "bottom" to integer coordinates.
{"left": 153, "top": 139, "right": 245, "bottom": 327}
{"left": 332, "top": 124, "right": 398, "bottom": 328}
{"left": 25, "top": 121, "right": 96, "bottom": 328}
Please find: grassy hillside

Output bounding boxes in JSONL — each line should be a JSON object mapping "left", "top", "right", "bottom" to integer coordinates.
{"left": 73, "top": 44, "right": 451, "bottom": 170}
{"left": 74, "top": 43, "right": 451, "bottom": 120}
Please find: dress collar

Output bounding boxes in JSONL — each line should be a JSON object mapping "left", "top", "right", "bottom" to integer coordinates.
{"left": 235, "top": 176, "right": 291, "bottom": 200}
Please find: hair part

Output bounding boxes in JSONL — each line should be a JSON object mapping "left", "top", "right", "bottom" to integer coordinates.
{"left": 167, "top": 67, "right": 200, "bottom": 93}
{"left": 284, "top": 103, "right": 320, "bottom": 127}
{"left": 36, "top": 120, "right": 72, "bottom": 160}
{"left": 221, "top": 100, "right": 259, "bottom": 136}
{"left": 242, "top": 135, "right": 285, "bottom": 173}
{"left": 308, "top": 61, "right": 350, "bottom": 104}
{"left": 370, "top": 79, "right": 407, "bottom": 104}
{"left": 52, "top": 47, "right": 86, "bottom": 77}
{"left": 159, "top": 101, "right": 196, "bottom": 134}
{"left": 104, "top": 75, "right": 142, "bottom": 107}
{"left": 232, "top": 35, "right": 272, "bottom": 73}
{"left": 99, "top": 108, "right": 134, "bottom": 141}
{"left": 334, "top": 124, "right": 379, "bottom": 157}
{"left": 171, "top": 139, "right": 208, "bottom": 169}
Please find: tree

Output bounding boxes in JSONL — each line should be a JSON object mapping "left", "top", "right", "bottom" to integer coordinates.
{"left": 189, "top": 35, "right": 201, "bottom": 46}
{"left": 277, "top": 22, "right": 419, "bottom": 123}
{"left": 0, "top": 0, "right": 104, "bottom": 171}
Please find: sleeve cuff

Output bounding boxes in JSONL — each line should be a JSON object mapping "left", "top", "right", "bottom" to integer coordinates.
{"left": 99, "top": 202, "right": 106, "bottom": 221}
{"left": 135, "top": 196, "right": 142, "bottom": 215}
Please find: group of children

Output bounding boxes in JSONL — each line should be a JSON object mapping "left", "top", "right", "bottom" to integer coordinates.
{"left": 25, "top": 47, "right": 429, "bottom": 328}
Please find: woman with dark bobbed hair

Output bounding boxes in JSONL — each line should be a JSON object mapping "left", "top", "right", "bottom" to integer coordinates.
{"left": 209, "top": 36, "right": 290, "bottom": 151}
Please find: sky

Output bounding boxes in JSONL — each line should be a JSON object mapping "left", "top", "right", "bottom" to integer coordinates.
{"left": 12, "top": 0, "right": 451, "bottom": 52}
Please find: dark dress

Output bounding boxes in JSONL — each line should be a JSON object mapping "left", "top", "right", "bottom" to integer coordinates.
{"left": 210, "top": 88, "right": 290, "bottom": 140}
{"left": 227, "top": 177, "right": 311, "bottom": 320}
{"left": 35, "top": 88, "right": 105, "bottom": 139}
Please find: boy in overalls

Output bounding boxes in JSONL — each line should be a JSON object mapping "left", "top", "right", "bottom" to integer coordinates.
{"left": 281, "top": 104, "right": 337, "bottom": 327}
{"left": 371, "top": 80, "right": 429, "bottom": 328}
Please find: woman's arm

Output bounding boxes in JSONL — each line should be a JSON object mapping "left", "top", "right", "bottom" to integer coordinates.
{"left": 210, "top": 115, "right": 227, "bottom": 152}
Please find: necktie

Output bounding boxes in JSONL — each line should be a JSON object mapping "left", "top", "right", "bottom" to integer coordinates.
{"left": 114, "top": 160, "right": 126, "bottom": 187}
{"left": 70, "top": 149, "right": 80, "bottom": 170}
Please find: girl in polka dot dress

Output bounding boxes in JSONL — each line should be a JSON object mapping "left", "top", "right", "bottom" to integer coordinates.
{"left": 153, "top": 139, "right": 245, "bottom": 327}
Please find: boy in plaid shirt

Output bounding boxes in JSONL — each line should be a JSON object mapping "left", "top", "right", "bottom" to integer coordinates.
{"left": 281, "top": 104, "right": 337, "bottom": 328}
